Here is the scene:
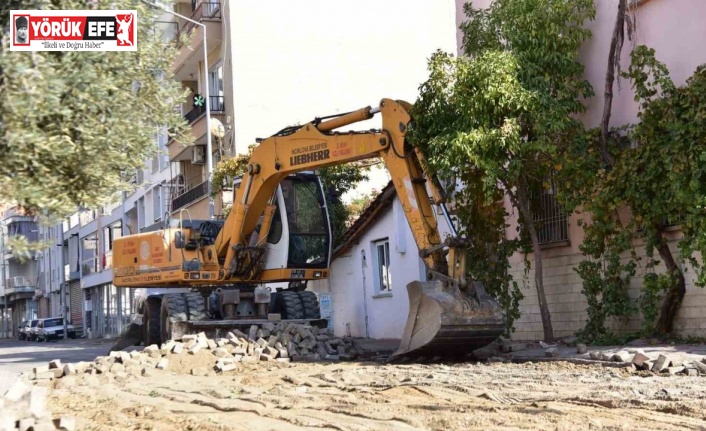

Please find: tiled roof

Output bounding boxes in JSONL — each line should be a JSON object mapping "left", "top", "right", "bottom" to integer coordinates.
{"left": 332, "top": 181, "right": 396, "bottom": 259}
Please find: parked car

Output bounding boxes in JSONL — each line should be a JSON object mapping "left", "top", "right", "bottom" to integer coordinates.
{"left": 35, "top": 318, "right": 76, "bottom": 341}
{"left": 19, "top": 319, "right": 40, "bottom": 341}
{"left": 17, "top": 320, "right": 28, "bottom": 340}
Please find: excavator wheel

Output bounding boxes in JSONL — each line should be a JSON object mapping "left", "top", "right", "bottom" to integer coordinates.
{"left": 161, "top": 293, "right": 207, "bottom": 343}
{"left": 144, "top": 296, "right": 162, "bottom": 347}
{"left": 391, "top": 279, "right": 506, "bottom": 360}
{"left": 277, "top": 291, "right": 305, "bottom": 319}
{"left": 298, "top": 291, "right": 321, "bottom": 319}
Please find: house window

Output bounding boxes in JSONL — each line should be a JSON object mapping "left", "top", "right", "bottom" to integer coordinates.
{"left": 372, "top": 239, "right": 392, "bottom": 295}
{"left": 153, "top": 186, "right": 163, "bottom": 222}
{"left": 532, "top": 181, "right": 569, "bottom": 245}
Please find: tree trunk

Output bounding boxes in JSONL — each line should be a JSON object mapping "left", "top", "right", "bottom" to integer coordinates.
{"left": 513, "top": 182, "right": 554, "bottom": 342}
{"left": 654, "top": 229, "right": 686, "bottom": 334}
{"left": 599, "top": 0, "right": 627, "bottom": 168}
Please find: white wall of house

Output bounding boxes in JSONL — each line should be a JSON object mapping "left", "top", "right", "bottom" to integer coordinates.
{"left": 321, "top": 198, "right": 453, "bottom": 339}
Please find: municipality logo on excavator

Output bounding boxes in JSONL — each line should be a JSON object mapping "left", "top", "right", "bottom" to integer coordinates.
{"left": 290, "top": 142, "right": 330, "bottom": 166}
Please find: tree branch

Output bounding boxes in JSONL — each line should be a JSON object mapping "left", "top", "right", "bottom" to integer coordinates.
{"left": 599, "top": 0, "right": 627, "bottom": 168}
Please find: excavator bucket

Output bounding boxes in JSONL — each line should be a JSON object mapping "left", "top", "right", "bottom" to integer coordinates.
{"left": 392, "top": 279, "right": 506, "bottom": 360}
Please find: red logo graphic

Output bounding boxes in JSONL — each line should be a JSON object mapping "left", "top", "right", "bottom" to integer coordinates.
{"left": 115, "top": 13, "right": 134, "bottom": 47}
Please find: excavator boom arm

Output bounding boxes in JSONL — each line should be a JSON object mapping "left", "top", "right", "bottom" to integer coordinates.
{"left": 215, "top": 99, "right": 449, "bottom": 278}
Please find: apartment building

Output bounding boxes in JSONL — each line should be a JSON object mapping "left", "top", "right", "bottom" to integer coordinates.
{"left": 0, "top": 205, "right": 40, "bottom": 338}
{"left": 159, "top": 0, "right": 231, "bottom": 220}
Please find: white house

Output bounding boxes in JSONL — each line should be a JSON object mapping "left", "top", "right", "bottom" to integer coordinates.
{"left": 313, "top": 182, "right": 453, "bottom": 339}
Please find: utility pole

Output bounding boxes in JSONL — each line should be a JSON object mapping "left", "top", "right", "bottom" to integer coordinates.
{"left": 1, "top": 225, "right": 7, "bottom": 338}
{"left": 58, "top": 221, "right": 68, "bottom": 339}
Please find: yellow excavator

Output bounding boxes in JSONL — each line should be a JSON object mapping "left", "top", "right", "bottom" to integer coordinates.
{"left": 112, "top": 98, "right": 505, "bottom": 358}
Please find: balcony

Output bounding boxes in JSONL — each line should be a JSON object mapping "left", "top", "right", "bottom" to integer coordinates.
{"left": 6, "top": 276, "right": 35, "bottom": 295}
{"left": 184, "top": 96, "right": 225, "bottom": 124}
{"left": 172, "top": 181, "right": 209, "bottom": 211}
{"left": 168, "top": 96, "right": 226, "bottom": 161}
{"left": 172, "top": 2, "right": 223, "bottom": 80}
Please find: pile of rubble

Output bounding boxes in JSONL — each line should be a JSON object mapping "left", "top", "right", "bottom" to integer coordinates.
{"left": 1, "top": 379, "right": 75, "bottom": 431}
{"left": 23, "top": 323, "right": 359, "bottom": 383}
{"left": 175, "top": 322, "right": 359, "bottom": 369}
{"left": 548, "top": 344, "right": 706, "bottom": 376}
{"left": 584, "top": 347, "right": 706, "bottom": 376}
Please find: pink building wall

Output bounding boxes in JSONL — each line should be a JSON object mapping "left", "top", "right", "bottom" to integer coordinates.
{"left": 455, "top": 0, "right": 706, "bottom": 340}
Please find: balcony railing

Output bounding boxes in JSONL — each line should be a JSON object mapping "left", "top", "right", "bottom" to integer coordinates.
{"left": 184, "top": 96, "right": 226, "bottom": 124}
{"left": 6, "top": 276, "right": 35, "bottom": 295}
{"left": 182, "top": 2, "right": 222, "bottom": 35}
{"left": 172, "top": 181, "right": 208, "bottom": 211}
{"left": 8, "top": 276, "right": 33, "bottom": 289}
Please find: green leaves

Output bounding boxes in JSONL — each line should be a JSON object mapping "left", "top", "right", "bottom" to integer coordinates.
{"left": 410, "top": 0, "right": 596, "bottom": 334}
{"left": 0, "top": 0, "right": 190, "bottom": 221}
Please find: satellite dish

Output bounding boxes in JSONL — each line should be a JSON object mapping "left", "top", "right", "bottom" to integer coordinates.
{"left": 211, "top": 117, "right": 226, "bottom": 139}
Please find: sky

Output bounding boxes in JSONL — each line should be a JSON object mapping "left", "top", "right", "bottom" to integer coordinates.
{"left": 225, "top": 0, "right": 458, "bottom": 201}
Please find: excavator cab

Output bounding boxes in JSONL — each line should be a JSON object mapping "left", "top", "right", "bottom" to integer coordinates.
{"left": 233, "top": 172, "right": 332, "bottom": 274}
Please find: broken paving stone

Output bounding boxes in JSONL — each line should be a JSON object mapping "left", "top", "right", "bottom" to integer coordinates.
{"left": 4, "top": 380, "right": 31, "bottom": 402}
{"left": 213, "top": 347, "right": 230, "bottom": 358}
{"left": 576, "top": 344, "right": 587, "bottom": 354}
{"left": 172, "top": 343, "right": 184, "bottom": 354}
{"left": 216, "top": 363, "right": 237, "bottom": 372}
{"left": 653, "top": 355, "right": 671, "bottom": 373}
{"left": 48, "top": 359, "right": 62, "bottom": 369}
{"left": 632, "top": 351, "right": 651, "bottom": 367}
{"left": 665, "top": 366, "right": 685, "bottom": 375}
{"left": 29, "top": 387, "right": 48, "bottom": 418}
{"left": 207, "top": 339, "right": 218, "bottom": 350}
{"left": 600, "top": 352, "right": 613, "bottom": 361}
{"left": 189, "top": 343, "right": 203, "bottom": 355}
{"left": 613, "top": 350, "right": 632, "bottom": 363}
{"left": 685, "top": 368, "right": 698, "bottom": 377}
{"left": 500, "top": 343, "right": 527, "bottom": 353}
{"left": 181, "top": 334, "right": 197, "bottom": 342}
{"left": 156, "top": 359, "right": 169, "bottom": 370}
{"left": 249, "top": 325, "right": 258, "bottom": 341}
{"left": 545, "top": 348, "right": 559, "bottom": 358}
{"left": 114, "top": 372, "right": 130, "bottom": 382}
{"left": 692, "top": 361, "right": 706, "bottom": 374}
{"left": 33, "top": 365, "right": 50, "bottom": 374}
{"left": 589, "top": 352, "right": 601, "bottom": 360}
{"left": 58, "top": 416, "right": 76, "bottom": 431}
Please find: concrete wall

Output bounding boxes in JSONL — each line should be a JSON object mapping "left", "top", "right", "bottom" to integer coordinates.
{"left": 454, "top": 0, "right": 706, "bottom": 340}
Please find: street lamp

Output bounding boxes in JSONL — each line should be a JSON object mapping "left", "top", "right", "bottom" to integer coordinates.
{"left": 145, "top": 0, "right": 215, "bottom": 219}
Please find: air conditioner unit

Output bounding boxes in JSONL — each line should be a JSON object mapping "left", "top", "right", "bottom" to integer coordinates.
{"left": 192, "top": 145, "right": 206, "bottom": 164}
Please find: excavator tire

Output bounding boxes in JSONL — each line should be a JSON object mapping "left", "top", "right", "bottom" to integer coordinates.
{"left": 298, "top": 291, "right": 321, "bottom": 319}
{"left": 278, "top": 291, "right": 305, "bottom": 319}
{"left": 144, "top": 296, "right": 162, "bottom": 347}
{"left": 161, "top": 293, "right": 207, "bottom": 343}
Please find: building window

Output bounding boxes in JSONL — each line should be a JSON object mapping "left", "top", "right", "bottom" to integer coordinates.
{"left": 531, "top": 181, "right": 569, "bottom": 245}
{"left": 371, "top": 239, "right": 392, "bottom": 295}
{"left": 153, "top": 186, "right": 163, "bottom": 222}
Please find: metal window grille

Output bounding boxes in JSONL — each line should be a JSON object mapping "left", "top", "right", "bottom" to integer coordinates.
{"left": 531, "top": 183, "right": 569, "bottom": 245}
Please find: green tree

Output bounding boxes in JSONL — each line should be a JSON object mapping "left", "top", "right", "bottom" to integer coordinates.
{"left": 0, "top": 0, "right": 189, "bottom": 221}
{"left": 410, "top": 0, "right": 595, "bottom": 338}
{"left": 563, "top": 47, "right": 706, "bottom": 339}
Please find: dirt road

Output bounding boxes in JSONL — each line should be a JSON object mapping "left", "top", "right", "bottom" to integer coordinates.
{"left": 46, "top": 354, "right": 706, "bottom": 431}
